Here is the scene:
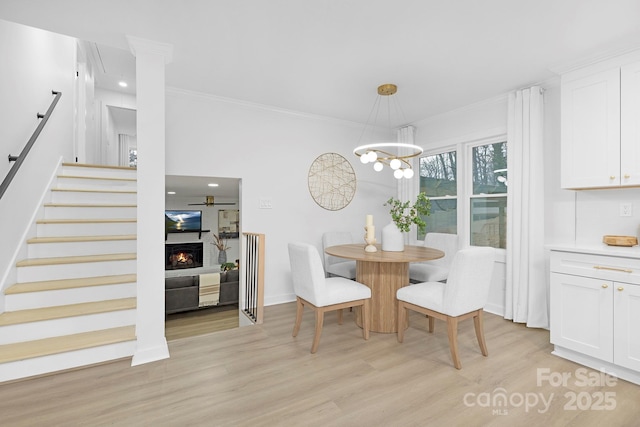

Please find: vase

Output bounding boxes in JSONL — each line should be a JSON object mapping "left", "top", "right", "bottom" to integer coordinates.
{"left": 218, "top": 250, "right": 227, "bottom": 265}
{"left": 382, "top": 221, "right": 405, "bottom": 251}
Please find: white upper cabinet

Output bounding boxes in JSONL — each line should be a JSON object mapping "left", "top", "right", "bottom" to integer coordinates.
{"left": 621, "top": 61, "right": 640, "bottom": 188}
{"left": 561, "top": 57, "right": 640, "bottom": 189}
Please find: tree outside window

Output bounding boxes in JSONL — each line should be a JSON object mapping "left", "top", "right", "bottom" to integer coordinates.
{"left": 418, "top": 150, "right": 457, "bottom": 240}
{"left": 470, "top": 141, "right": 507, "bottom": 249}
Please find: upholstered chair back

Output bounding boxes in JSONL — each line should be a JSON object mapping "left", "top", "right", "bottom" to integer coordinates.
{"left": 441, "top": 247, "right": 495, "bottom": 316}
{"left": 288, "top": 242, "right": 327, "bottom": 306}
{"left": 424, "top": 232, "right": 459, "bottom": 268}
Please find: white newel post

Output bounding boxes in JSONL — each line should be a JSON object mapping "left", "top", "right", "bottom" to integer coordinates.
{"left": 127, "top": 36, "right": 173, "bottom": 366}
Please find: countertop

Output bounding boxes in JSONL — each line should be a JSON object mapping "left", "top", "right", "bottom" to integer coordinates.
{"left": 547, "top": 242, "right": 640, "bottom": 259}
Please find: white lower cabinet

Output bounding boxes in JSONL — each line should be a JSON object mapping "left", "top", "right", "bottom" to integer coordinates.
{"left": 550, "top": 249, "right": 640, "bottom": 384}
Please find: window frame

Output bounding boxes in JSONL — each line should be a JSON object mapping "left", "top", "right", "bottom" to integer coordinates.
{"left": 417, "top": 133, "right": 507, "bottom": 261}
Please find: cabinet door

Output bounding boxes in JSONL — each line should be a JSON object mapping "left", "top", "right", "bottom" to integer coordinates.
{"left": 550, "top": 273, "right": 613, "bottom": 361}
{"left": 614, "top": 283, "right": 640, "bottom": 371}
{"left": 621, "top": 61, "right": 640, "bottom": 186}
{"left": 561, "top": 68, "right": 621, "bottom": 189}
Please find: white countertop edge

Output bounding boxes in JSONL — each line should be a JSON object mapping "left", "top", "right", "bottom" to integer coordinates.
{"left": 546, "top": 242, "right": 640, "bottom": 259}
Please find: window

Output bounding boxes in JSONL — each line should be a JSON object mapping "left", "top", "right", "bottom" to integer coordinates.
{"left": 470, "top": 141, "right": 507, "bottom": 249}
{"left": 417, "top": 138, "right": 507, "bottom": 250}
{"left": 418, "top": 150, "right": 457, "bottom": 239}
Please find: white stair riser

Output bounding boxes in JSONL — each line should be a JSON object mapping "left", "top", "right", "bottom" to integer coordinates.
{"left": 0, "top": 309, "right": 136, "bottom": 345}
{"left": 5, "top": 283, "right": 136, "bottom": 311}
{"left": 0, "top": 340, "right": 135, "bottom": 383}
{"left": 37, "top": 222, "right": 137, "bottom": 237}
{"left": 51, "top": 190, "right": 137, "bottom": 204}
{"left": 28, "top": 239, "right": 137, "bottom": 259}
{"left": 60, "top": 166, "right": 137, "bottom": 180}
{"left": 56, "top": 177, "right": 136, "bottom": 190}
{"left": 18, "top": 259, "right": 136, "bottom": 282}
{"left": 44, "top": 205, "right": 136, "bottom": 219}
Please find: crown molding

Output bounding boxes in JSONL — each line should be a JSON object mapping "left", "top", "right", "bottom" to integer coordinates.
{"left": 549, "top": 45, "right": 640, "bottom": 76}
{"left": 166, "top": 86, "right": 367, "bottom": 130}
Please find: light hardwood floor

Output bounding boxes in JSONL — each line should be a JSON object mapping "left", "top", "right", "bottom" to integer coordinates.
{"left": 165, "top": 305, "right": 239, "bottom": 341}
{"left": 1, "top": 302, "right": 639, "bottom": 426}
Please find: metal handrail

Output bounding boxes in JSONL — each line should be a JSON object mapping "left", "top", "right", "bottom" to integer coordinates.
{"left": 0, "top": 90, "right": 62, "bottom": 201}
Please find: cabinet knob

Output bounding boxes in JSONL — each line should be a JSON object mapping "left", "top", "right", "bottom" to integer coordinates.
{"left": 618, "top": 286, "right": 624, "bottom": 291}
{"left": 602, "top": 284, "right": 609, "bottom": 289}
{"left": 624, "top": 174, "right": 630, "bottom": 179}
{"left": 610, "top": 175, "right": 616, "bottom": 180}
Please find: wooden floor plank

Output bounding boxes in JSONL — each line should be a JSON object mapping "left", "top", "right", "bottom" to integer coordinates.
{"left": 0, "top": 304, "right": 638, "bottom": 425}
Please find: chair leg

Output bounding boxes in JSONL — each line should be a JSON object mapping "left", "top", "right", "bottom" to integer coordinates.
{"left": 292, "top": 297, "right": 304, "bottom": 337}
{"left": 428, "top": 316, "right": 435, "bottom": 333}
{"left": 474, "top": 310, "right": 488, "bottom": 357}
{"left": 397, "top": 301, "right": 406, "bottom": 343}
{"left": 337, "top": 309, "right": 343, "bottom": 325}
{"left": 446, "top": 317, "right": 461, "bottom": 369}
{"left": 362, "top": 300, "right": 370, "bottom": 340}
{"left": 311, "top": 308, "right": 325, "bottom": 354}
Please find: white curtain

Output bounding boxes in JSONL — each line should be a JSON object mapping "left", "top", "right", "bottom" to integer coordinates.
{"left": 505, "top": 86, "right": 548, "bottom": 328}
{"left": 396, "top": 125, "right": 419, "bottom": 245}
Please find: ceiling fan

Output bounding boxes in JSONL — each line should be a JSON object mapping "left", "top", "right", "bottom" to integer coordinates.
{"left": 188, "top": 196, "right": 236, "bottom": 206}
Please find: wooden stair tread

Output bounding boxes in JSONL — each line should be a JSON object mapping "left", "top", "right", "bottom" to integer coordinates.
{"left": 37, "top": 218, "right": 136, "bottom": 224}
{"left": 62, "top": 163, "right": 137, "bottom": 171}
{"left": 44, "top": 203, "right": 137, "bottom": 208}
{"left": 16, "top": 253, "right": 136, "bottom": 267}
{"left": 27, "top": 235, "right": 137, "bottom": 244}
{"left": 0, "top": 298, "right": 136, "bottom": 326}
{"left": 0, "top": 326, "right": 135, "bottom": 364}
{"left": 52, "top": 188, "right": 136, "bottom": 194}
{"left": 6, "top": 274, "right": 137, "bottom": 294}
{"left": 57, "top": 174, "right": 136, "bottom": 182}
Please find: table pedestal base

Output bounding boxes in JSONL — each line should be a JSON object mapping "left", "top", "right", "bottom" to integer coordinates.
{"left": 355, "top": 260, "right": 409, "bottom": 333}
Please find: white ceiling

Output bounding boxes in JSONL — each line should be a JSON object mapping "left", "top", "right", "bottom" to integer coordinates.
{"left": 1, "top": 0, "right": 640, "bottom": 125}
{"left": 2, "top": 1, "right": 640, "bottom": 198}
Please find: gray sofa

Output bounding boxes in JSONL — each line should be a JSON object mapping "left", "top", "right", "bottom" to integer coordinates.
{"left": 165, "top": 270, "right": 239, "bottom": 314}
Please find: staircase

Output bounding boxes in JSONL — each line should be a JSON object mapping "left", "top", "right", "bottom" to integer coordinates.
{"left": 0, "top": 163, "right": 137, "bottom": 383}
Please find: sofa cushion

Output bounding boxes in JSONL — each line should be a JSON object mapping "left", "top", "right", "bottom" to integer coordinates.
{"left": 165, "top": 275, "right": 197, "bottom": 290}
{"left": 226, "top": 269, "right": 239, "bottom": 282}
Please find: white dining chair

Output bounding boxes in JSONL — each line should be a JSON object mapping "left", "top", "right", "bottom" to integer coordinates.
{"left": 397, "top": 247, "right": 495, "bottom": 369}
{"left": 409, "top": 232, "right": 458, "bottom": 283}
{"left": 322, "top": 231, "right": 357, "bottom": 279}
{"left": 288, "top": 242, "right": 371, "bottom": 353}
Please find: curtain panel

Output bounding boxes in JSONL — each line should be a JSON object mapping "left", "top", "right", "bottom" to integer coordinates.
{"left": 505, "top": 86, "right": 548, "bottom": 328}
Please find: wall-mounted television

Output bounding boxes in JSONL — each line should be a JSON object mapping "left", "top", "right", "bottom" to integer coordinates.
{"left": 165, "top": 210, "right": 202, "bottom": 233}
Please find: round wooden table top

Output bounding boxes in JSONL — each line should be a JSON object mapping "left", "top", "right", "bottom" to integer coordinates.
{"left": 325, "top": 244, "right": 444, "bottom": 263}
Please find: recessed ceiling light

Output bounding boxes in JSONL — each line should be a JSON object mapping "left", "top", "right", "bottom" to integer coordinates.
{"left": 167, "top": 191, "right": 176, "bottom": 195}
{"left": 208, "top": 183, "right": 219, "bottom": 187}
{"left": 118, "top": 81, "right": 128, "bottom": 87}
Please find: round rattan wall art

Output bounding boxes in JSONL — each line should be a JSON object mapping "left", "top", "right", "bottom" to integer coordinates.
{"left": 307, "top": 152, "right": 356, "bottom": 211}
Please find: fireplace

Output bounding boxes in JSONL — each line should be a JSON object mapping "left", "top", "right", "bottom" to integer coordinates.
{"left": 165, "top": 243, "right": 204, "bottom": 270}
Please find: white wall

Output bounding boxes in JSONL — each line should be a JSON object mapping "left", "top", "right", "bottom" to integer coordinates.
{"left": 0, "top": 19, "right": 76, "bottom": 300}
{"left": 165, "top": 89, "right": 394, "bottom": 305}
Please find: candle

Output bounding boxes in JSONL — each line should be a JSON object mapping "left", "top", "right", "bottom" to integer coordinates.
{"left": 366, "top": 214, "right": 373, "bottom": 226}
{"left": 366, "top": 225, "right": 375, "bottom": 241}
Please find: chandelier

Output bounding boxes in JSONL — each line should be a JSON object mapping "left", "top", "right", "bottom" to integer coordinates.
{"left": 353, "top": 84, "right": 423, "bottom": 179}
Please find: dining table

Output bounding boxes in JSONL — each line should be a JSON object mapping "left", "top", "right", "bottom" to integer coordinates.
{"left": 324, "top": 243, "right": 444, "bottom": 333}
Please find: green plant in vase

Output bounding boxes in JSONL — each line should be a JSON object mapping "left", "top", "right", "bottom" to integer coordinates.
{"left": 384, "top": 192, "right": 431, "bottom": 233}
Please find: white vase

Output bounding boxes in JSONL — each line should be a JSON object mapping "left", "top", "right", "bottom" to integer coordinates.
{"left": 382, "top": 221, "right": 405, "bottom": 251}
